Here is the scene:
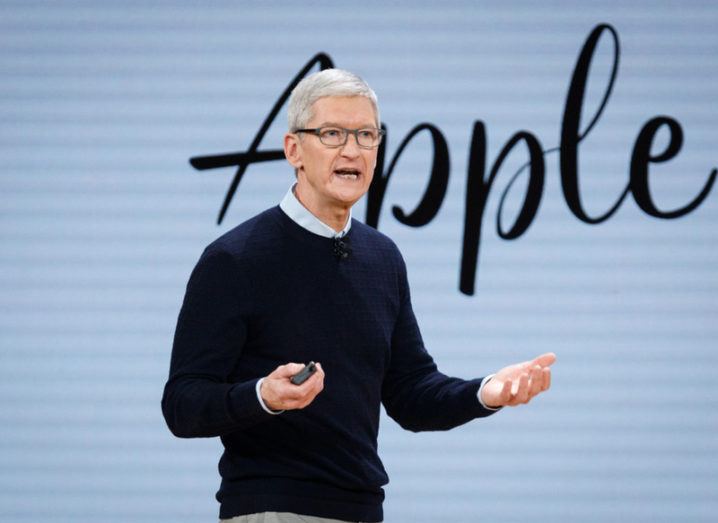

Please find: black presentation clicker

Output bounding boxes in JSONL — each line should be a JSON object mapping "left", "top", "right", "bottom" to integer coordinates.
{"left": 290, "top": 362, "right": 317, "bottom": 385}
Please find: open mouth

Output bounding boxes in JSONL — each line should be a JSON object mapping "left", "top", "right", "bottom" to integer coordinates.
{"left": 334, "top": 168, "right": 360, "bottom": 180}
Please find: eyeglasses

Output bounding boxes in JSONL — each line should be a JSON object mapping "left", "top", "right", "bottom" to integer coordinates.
{"left": 294, "top": 126, "right": 385, "bottom": 149}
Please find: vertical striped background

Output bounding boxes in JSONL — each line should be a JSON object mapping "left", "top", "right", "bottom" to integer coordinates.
{"left": 1, "top": 1, "right": 716, "bottom": 521}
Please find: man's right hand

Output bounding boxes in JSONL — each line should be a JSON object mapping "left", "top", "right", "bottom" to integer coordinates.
{"left": 260, "top": 362, "right": 325, "bottom": 411}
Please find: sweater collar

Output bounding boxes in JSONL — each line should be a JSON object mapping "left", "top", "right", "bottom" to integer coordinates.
{"left": 279, "top": 184, "right": 351, "bottom": 239}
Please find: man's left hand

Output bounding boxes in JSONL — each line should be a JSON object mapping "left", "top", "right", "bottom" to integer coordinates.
{"left": 480, "top": 352, "right": 556, "bottom": 408}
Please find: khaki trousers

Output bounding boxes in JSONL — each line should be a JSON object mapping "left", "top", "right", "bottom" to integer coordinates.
{"left": 220, "top": 512, "right": 380, "bottom": 523}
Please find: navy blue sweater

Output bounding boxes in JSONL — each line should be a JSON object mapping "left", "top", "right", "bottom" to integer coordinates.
{"left": 162, "top": 206, "right": 497, "bottom": 521}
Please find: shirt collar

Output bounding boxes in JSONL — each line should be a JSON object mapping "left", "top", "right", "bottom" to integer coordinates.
{"left": 279, "top": 184, "right": 352, "bottom": 239}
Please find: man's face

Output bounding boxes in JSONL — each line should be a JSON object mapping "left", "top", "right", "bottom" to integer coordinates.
{"left": 285, "top": 96, "right": 378, "bottom": 211}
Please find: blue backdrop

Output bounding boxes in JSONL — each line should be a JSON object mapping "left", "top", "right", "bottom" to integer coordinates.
{"left": 1, "top": 1, "right": 716, "bottom": 522}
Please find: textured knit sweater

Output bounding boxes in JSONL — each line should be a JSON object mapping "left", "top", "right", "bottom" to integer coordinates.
{"left": 162, "top": 206, "right": 498, "bottom": 522}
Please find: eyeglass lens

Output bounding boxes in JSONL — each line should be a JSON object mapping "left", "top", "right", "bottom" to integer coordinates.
{"left": 319, "top": 127, "right": 381, "bottom": 147}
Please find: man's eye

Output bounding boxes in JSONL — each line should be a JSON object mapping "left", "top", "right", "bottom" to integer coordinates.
{"left": 322, "top": 129, "right": 341, "bottom": 138}
{"left": 359, "top": 130, "right": 376, "bottom": 139}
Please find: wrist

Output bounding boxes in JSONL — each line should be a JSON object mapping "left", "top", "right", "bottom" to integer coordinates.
{"left": 256, "top": 377, "right": 284, "bottom": 415}
{"left": 478, "top": 374, "right": 502, "bottom": 411}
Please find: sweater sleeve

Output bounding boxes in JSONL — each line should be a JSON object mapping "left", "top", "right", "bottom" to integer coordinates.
{"left": 381, "top": 251, "right": 498, "bottom": 432}
{"left": 161, "top": 245, "right": 269, "bottom": 438}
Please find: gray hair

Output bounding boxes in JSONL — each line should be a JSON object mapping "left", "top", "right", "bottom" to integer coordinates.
{"left": 287, "top": 68, "right": 380, "bottom": 131}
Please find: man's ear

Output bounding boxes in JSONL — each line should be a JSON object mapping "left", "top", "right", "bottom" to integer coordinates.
{"left": 284, "top": 133, "right": 302, "bottom": 170}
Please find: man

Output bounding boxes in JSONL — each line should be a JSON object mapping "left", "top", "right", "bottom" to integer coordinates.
{"left": 162, "top": 69, "right": 555, "bottom": 523}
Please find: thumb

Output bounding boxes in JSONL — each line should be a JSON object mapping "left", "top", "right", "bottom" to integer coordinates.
{"left": 269, "top": 362, "right": 306, "bottom": 379}
{"left": 531, "top": 352, "right": 557, "bottom": 368}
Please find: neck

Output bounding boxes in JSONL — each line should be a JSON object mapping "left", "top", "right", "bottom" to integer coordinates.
{"left": 294, "top": 184, "right": 351, "bottom": 233}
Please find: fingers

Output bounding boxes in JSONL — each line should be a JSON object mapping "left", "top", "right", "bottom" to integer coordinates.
{"left": 528, "top": 365, "right": 543, "bottom": 398}
{"left": 500, "top": 379, "right": 512, "bottom": 401}
{"left": 261, "top": 362, "right": 326, "bottom": 411}
{"left": 531, "top": 352, "right": 556, "bottom": 368}
{"left": 502, "top": 372, "right": 530, "bottom": 406}
{"left": 514, "top": 372, "right": 531, "bottom": 404}
{"left": 500, "top": 363, "right": 553, "bottom": 407}
{"left": 269, "top": 362, "right": 309, "bottom": 379}
{"left": 286, "top": 363, "right": 325, "bottom": 409}
{"left": 497, "top": 353, "right": 555, "bottom": 384}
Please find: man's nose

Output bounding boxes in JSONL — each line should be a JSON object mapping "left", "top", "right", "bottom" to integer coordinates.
{"left": 340, "top": 133, "right": 361, "bottom": 157}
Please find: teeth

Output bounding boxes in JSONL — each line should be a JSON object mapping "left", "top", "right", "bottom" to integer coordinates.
{"left": 335, "top": 170, "right": 359, "bottom": 179}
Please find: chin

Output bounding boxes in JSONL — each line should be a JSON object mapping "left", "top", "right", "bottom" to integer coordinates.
{"left": 325, "top": 189, "right": 360, "bottom": 207}
{"left": 327, "top": 183, "right": 368, "bottom": 205}
{"left": 330, "top": 193, "right": 361, "bottom": 207}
